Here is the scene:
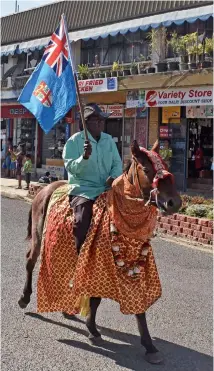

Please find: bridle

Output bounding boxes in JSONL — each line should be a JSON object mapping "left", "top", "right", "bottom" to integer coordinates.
{"left": 131, "top": 147, "right": 174, "bottom": 207}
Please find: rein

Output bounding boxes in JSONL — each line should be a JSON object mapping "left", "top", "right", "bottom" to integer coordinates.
{"left": 131, "top": 148, "right": 174, "bottom": 208}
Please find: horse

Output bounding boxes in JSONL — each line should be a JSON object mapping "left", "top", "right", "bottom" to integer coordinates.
{"left": 18, "top": 140, "right": 181, "bottom": 364}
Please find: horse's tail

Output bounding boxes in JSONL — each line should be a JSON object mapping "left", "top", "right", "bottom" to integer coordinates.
{"left": 26, "top": 206, "right": 32, "bottom": 240}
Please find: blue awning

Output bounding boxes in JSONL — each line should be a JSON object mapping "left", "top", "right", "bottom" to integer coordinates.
{"left": 1, "top": 43, "right": 18, "bottom": 56}
{"left": 1, "top": 4, "right": 213, "bottom": 56}
{"left": 69, "top": 4, "right": 213, "bottom": 41}
{"left": 16, "top": 37, "right": 50, "bottom": 54}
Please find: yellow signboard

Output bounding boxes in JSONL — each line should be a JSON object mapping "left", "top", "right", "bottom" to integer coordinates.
{"left": 162, "top": 106, "right": 181, "bottom": 124}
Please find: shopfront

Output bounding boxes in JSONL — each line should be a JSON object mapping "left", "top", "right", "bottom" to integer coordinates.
{"left": 186, "top": 106, "right": 213, "bottom": 186}
{"left": 1, "top": 104, "right": 42, "bottom": 166}
{"left": 145, "top": 86, "right": 213, "bottom": 191}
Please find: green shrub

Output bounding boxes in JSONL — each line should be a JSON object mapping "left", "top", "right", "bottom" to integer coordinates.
{"left": 207, "top": 209, "right": 214, "bottom": 220}
{"left": 185, "top": 204, "right": 213, "bottom": 219}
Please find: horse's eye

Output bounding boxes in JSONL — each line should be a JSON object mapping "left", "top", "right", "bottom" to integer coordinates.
{"left": 144, "top": 168, "right": 149, "bottom": 174}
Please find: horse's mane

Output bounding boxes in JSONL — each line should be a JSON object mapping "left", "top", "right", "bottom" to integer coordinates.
{"left": 123, "top": 160, "right": 132, "bottom": 173}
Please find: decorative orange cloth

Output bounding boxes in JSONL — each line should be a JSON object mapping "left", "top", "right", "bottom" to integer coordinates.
{"left": 107, "top": 173, "right": 158, "bottom": 241}
{"left": 37, "top": 176, "right": 162, "bottom": 315}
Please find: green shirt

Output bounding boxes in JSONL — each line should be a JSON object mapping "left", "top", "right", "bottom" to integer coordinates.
{"left": 63, "top": 130, "right": 123, "bottom": 200}
{"left": 23, "top": 159, "right": 32, "bottom": 173}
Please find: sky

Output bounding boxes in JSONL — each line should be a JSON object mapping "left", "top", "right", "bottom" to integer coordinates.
{"left": 1, "top": 0, "right": 60, "bottom": 17}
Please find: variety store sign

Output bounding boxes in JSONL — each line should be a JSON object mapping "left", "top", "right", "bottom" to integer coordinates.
{"left": 145, "top": 87, "right": 213, "bottom": 107}
{"left": 78, "top": 78, "right": 118, "bottom": 93}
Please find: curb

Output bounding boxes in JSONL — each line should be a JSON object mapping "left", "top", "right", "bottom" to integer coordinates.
{"left": 0, "top": 190, "right": 32, "bottom": 204}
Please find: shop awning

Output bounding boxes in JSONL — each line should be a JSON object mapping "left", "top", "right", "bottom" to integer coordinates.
{"left": 69, "top": 4, "right": 213, "bottom": 41}
{"left": 17, "top": 37, "right": 50, "bottom": 54}
{"left": 1, "top": 43, "right": 18, "bottom": 56}
{"left": 1, "top": 4, "right": 213, "bottom": 56}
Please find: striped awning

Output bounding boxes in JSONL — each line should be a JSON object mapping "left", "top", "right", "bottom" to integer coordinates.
{"left": 1, "top": 4, "right": 213, "bottom": 56}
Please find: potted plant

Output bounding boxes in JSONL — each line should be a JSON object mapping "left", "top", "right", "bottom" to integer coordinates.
{"left": 177, "top": 35, "right": 188, "bottom": 70}
{"left": 105, "top": 70, "right": 111, "bottom": 78}
{"left": 123, "top": 66, "right": 131, "bottom": 76}
{"left": 167, "top": 32, "right": 179, "bottom": 71}
{"left": 93, "top": 55, "right": 100, "bottom": 78}
{"left": 183, "top": 32, "right": 203, "bottom": 69}
{"left": 77, "top": 64, "right": 89, "bottom": 80}
{"left": 205, "top": 37, "right": 213, "bottom": 58}
{"left": 117, "top": 62, "right": 124, "bottom": 77}
{"left": 146, "top": 61, "right": 155, "bottom": 74}
{"left": 187, "top": 44, "right": 203, "bottom": 70}
{"left": 111, "top": 61, "right": 119, "bottom": 77}
{"left": 203, "top": 37, "right": 213, "bottom": 67}
{"left": 130, "top": 60, "right": 138, "bottom": 75}
{"left": 147, "top": 27, "right": 167, "bottom": 72}
{"left": 137, "top": 54, "right": 147, "bottom": 74}
{"left": 99, "top": 71, "right": 105, "bottom": 78}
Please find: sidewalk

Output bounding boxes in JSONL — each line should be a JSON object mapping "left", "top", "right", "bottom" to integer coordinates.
{"left": 0, "top": 178, "right": 37, "bottom": 203}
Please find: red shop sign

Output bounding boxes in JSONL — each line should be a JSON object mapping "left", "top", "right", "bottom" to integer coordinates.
{"left": 159, "top": 126, "right": 172, "bottom": 138}
{"left": 1, "top": 104, "right": 34, "bottom": 118}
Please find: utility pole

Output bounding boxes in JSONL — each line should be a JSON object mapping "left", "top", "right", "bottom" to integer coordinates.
{"left": 15, "top": 0, "right": 19, "bottom": 13}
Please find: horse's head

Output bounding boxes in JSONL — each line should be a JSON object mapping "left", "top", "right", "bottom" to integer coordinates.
{"left": 127, "top": 140, "right": 181, "bottom": 215}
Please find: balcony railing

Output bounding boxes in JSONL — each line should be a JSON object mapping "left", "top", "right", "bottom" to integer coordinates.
{"left": 78, "top": 61, "right": 152, "bottom": 79}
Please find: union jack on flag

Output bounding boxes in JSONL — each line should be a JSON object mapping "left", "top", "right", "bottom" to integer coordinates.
{"left": 43, "top": 17, "right": 69, "bottom": 77}
{"left": 18, "top": 15, "right": 76, "bottom": 133}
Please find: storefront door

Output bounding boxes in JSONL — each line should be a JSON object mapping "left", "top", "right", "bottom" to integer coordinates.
{"left": 105, "top": 119, "right": 122, "bottom": 157}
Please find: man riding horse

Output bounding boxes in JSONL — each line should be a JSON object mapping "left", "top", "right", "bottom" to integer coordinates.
{"left": 63, "top": 103, "right": 122, "bottom": 253}
{"left": 18, "top": 104, "right": 182, "bottom": 365}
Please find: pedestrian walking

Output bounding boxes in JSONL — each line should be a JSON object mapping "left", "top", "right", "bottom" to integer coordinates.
{"left": 3, "top": 137, "right": 13, "bottom": 178}
{"left": 16, "top": 145, "right": 25, "bottom": 189}
{"left": 9, "top": 145, "right": 18, "bottom": 178}
{"left": 23, "top": 154, "right": 32, "bottom": 190}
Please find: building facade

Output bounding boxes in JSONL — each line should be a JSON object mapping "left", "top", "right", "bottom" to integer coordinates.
{"left": 1, "top": 0, "right": 213, "bottom": 191}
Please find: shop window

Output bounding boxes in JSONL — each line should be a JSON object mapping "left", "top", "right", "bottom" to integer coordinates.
{"left": 15, "top": 118, "right": 36, "bottom": 156}
{"left": 47, "top": 120, "right": 66, "bottom": 159}
{"left": 81, "top": 30, "right": 149, "bottom": 66}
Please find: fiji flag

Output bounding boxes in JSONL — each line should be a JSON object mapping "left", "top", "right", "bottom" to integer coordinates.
{"left": 18, "top": 16, "right": 76, "bottom": 133}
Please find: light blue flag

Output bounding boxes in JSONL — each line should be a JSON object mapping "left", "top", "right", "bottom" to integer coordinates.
{"left": 18, "top": 17, "right": 76, "bottom": 133}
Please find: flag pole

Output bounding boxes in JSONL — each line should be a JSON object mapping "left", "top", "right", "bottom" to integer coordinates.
{"left": 62, "top": 14, "right": 88, "bottom": 141}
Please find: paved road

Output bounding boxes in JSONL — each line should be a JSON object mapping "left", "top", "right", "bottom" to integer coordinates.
{"left": 1, "top": 198, "right": 213, "bottom": 371}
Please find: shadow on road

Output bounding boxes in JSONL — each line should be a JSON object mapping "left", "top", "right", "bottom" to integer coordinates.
{"left": 25, "top": 312, "right": 212, "bottom": 371}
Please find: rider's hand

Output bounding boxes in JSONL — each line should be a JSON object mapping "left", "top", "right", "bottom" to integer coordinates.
{"left": 106, "top": 177, "right": 114, "bottom": 188}
{"left": 83, "top": 140, "right": 92, "bottom": 160}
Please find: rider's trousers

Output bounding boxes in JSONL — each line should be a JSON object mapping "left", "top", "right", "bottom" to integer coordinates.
{"left": 69, "top": 195, "right": 95, "bottom": 254}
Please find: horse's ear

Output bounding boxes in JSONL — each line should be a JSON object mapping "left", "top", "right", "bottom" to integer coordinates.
{"left": 131, "top": 140, "right": 141, "bottom": 157}
{"left": 151, "top": 140, "right": 159, "bottom": 154}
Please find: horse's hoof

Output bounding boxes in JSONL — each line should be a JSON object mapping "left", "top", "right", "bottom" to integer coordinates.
{"left": 144, "top": 351, "right": 164, "bottom": 365}
{"left": 88, "top": 333, "right": 103, "bottom": 346}
{"left": 18, "top": 297, "right": 29, "bottom": 309}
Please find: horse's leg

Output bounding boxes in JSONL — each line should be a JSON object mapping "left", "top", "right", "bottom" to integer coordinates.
{"left": 86, "top": 297, "right": 102, "bottom": 340}
{"left": 136, "top": 312, "right": 163, "bottom": 364}
{"left": 18, "top": 216, "right": 43, "bottom": 309}
{"left": 18, "top": 248, "right": 35, "bottom": 308}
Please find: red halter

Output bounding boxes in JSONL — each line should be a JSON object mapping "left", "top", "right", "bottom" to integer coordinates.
{"left": 139, "top": 147, "right": 174, "bottom": 188}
